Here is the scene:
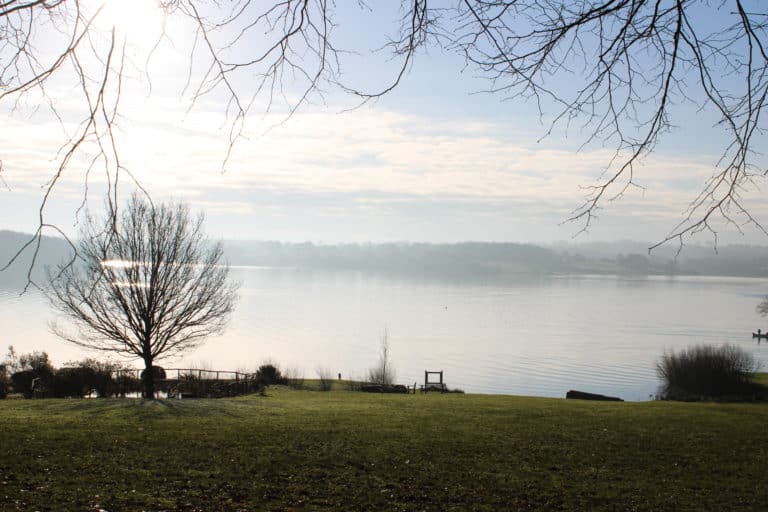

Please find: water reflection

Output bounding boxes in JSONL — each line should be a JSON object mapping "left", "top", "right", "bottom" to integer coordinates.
{"left": 2, "top": 270, "right": 768, "bottom": 401}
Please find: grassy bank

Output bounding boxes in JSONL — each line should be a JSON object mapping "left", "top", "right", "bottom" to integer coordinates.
{"left": 1, "top": 389, "right": 767, "bottom": 511}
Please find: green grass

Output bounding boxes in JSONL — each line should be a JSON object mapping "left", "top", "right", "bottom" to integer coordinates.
{"left": 1, "top": 390, "right": 767, "bottom": 511}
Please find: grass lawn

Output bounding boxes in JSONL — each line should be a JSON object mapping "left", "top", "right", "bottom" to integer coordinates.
{"left": 1, "top": 388, "right": 767, "bottom": 511}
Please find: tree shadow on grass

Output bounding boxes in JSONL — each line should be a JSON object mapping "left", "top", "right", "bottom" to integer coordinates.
{"left": 48, "top": 397, "right": 256, "bottom": 419}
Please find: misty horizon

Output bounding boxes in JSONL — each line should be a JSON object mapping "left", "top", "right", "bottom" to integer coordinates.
{"left": 4, "top": 230, "right": 768, "bottom": 291}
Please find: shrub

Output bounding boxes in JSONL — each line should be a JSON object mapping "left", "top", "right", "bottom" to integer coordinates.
{"left": 1, "top": 347, "right": 18, "bottom": 398}
{"left": 115, "top": 371, "right": 142, "bottom": 396}
{"left": 283, "top": 366, "right": 306, "bottom": 390}
{"left": 316, "top": 367, "right": 334, "bottom": 391}
{"left": 140, "top": 366, "right": 166, "bottom": 396}
{"left": 9, "top": 351, "right": 55, "bottom": 398}
{"left": 0, "top": 363, "right": 9, "bottom": 399}
{"left": 656, "top": 344, "right": 763, "bottom": 401}
{"left": 81, "top": 359, "right": 122, "bottom": 397}
{"left": 11, "top": 370, "right": 40, "bottom": 398}
{"left": 367, "top": 328, "right": 395, "bottom": 386}
{"left": 53, "top": 366, "right": 97, "bottom": 398}
{"left": 257, "top": 363, "right": 287, "bottom": 386}
{"left": 140, "top": 366, "right": 167, "bottom": 381}
{"left": 177, "top": 370, "right": 205, "bottom": 397}
{"left": 54, "top": 359, "right": 124, "bottom": 398}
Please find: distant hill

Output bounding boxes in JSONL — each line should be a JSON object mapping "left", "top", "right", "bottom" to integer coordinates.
{"left": 551, "top": 240, "right": 768, "bottom": 278}
{"left": 223, "top": 241, "right": 569, "bottom": 279}
{"left": 3, "top": 231, "right": 768, "bottom": 287}
{"left": 0, "top": 231, "right": 75, "bottom": 288}
{"left": 223, "top": 240, "right": 768, "bottom": 279}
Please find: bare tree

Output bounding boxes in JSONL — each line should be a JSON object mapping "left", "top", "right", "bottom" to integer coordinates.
{"left": 47, "top": 194, "right": 238, "bottom": 398}
{"left": 2, "top": 1, "right": 768, "bottom": 262}
{"left": 368, "top": 327, "right": 395, "bottom": 386}
{"left": 315, "top": 366, "right": 334, "bottom": 391}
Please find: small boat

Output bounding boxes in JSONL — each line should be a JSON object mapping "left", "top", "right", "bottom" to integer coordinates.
{"left": 752, "top": 332, "right": 768, "bottom": 339}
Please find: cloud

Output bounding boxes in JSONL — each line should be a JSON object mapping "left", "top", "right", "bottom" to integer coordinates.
{"left": 1, "top": 92, "right": 761, "bottom": 242}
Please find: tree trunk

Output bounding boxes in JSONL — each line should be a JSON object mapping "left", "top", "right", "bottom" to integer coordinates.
{"left": 142, "top": 359, "right": 155, "bottom": 399}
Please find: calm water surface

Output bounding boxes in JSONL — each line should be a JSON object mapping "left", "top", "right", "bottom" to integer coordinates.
{"left": 2, "top": 268, "right": 767, "bottom": 401}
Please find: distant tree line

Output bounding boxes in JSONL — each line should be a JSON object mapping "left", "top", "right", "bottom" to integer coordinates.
{"left": 224, "top": 241, "right": 768, "bottom": 279}
{"left": 5, "top": 231, "right": 768, "bottom": 292}
{"left": 225, "top": 241, "right": 564, "bottom": 278}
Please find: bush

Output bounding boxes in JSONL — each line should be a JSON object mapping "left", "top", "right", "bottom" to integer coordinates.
{"left": 82, "top": 359, "right": 122, "bottom": 397}
{"left": 177, "top": 370, "right": 205, "bottom": 397}
{"left": 9, "top": 351, "right": 55, "bottom": 398}
{"left": 367, "top": 328, "right": 395, "bottom": 386}
{"left": 140, "top": 366, "right": 167, "bottom": 382}
{"left": 115, "top": 371, "right": 142, "bottom": 396}
{"left": 3, "top": 352, "right": 146, "bottom": 399}
{"left": 0, "top": 363, "right": 9, "bottom": 399}
{"left": 140, "top": 366, "right": 166, "bottom": 396}
{"left": 257, "top": 363, "right": 287, "bottom": 386}
{"left": 656, "top": 344, "right": 763, "bottom": 401}
{"left": 1, "top": 347, "right": 18, "bottom": 398}
{"left": 53, "top": 366, "right": 97, "bottom": 398}
{"left": 283, "top": 366, "right": 306, "bottom": 390}
{"left": 11, "top": 370, "right": 42, "bottom": 398}
{"left": 53, "top": 359, "right": 124, "bottom": 398}
{"left": 316, "top": 367, "right": 334, "bottom": 391}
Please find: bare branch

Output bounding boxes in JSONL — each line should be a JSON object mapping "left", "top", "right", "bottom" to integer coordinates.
{"left": 46, "top": 194, "right": 239, "bottom": 398}
{"left": 3, "top": 0, "right": 768, "bottom": 274}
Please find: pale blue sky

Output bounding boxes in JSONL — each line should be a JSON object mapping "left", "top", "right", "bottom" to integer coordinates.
{"left": 1, "top": 1, "right": 767, "bottom": 246}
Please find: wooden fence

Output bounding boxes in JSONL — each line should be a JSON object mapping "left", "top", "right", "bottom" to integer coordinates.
{"left": 113, "top": 368, "right": 261, "bottom": 398}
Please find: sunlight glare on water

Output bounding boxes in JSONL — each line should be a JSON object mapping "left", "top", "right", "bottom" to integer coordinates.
{"left": 2, "top": 270, "right": 768, "bottom": 401}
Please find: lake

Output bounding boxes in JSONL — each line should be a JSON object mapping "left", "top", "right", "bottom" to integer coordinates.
{"left": 2, "top": 268, "right": 767, "bottom": 401}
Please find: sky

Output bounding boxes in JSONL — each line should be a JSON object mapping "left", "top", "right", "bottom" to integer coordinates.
{"left": 2, "top": 1, "right": 768, "bottom": 247}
